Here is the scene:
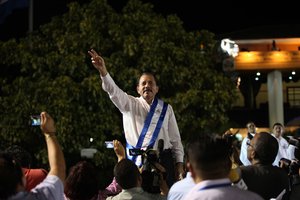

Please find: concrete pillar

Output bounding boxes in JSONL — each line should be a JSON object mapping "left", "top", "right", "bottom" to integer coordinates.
{"left": 267, "top": 70, "right": 284, "bottom": 128}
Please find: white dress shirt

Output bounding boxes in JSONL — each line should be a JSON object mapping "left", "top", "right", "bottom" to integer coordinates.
{"left": 272, "top": 134, "right": 295, "bottom": 166}
{"left": 239, "top": 134, "right": 254, "bottom": 166}
{"left": 168, "top": 172, "right": 195, "bottom": 200}
{"left": 101, "top": 73, "right": 184, "bottom": 163}
{"left": 183, "top": 178, "right": 263, "bottom": 200}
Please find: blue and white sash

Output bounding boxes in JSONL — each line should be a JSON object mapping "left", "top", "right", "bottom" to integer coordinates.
{"left": 127, "top": 98, "right": 168, "bottom": 167}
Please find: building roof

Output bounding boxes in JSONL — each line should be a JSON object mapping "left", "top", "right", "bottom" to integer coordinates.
{"left": 217, "top": 24, "right": 300, "bottom": 40}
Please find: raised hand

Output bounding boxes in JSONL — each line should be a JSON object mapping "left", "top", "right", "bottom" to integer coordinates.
{"left": 88, "top": 49, "right": 108, "bottom": 76}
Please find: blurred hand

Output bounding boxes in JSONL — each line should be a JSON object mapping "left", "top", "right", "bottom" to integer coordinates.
{"left": 113, "top": 140, "right": 126, "bottom": 162}
{"left": 175, "top": 162, "right": 185, "bottom": 181}
{"left": 40, "top": 111, "right": 56, "bottom": 135}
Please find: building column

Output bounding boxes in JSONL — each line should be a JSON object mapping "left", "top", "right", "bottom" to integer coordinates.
{"left": 267, "top": 70, "right": 284, "bottom": 128}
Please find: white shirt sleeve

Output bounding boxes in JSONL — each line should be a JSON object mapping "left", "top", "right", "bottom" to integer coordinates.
{"left": 167, "top": 105, "right": 184, "bottom": 163}
{"left": 239, "top": 138, "right": 251, "bottom": 166}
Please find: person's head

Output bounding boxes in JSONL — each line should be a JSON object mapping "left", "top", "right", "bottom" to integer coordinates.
{"left": 5, "top": 145, "right": 32, "bottom": 168}
{"left": 64, "top": 160, "right": 100, "bottom": 200}
{"left": 114, "top": 159, "right": 141, "bottom": 189}
{"left": 0, "top": 152, "right": 25, "bottom": 199}
{"left": 246, "top": 121, "right": 256, "bottom": 134}
{"left": 247, "top": 131, "right": 278, "bottom": 165}
{"left": 272, "top": 122, "right": 284, "bottom": 138}
{"left": 136, "top": 72, "right": 159, "bottom": 104}
{"left": 186, "top": 133, "right": 232, "bottom": 183}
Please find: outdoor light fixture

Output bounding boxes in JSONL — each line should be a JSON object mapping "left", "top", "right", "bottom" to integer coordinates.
{"left": 220, "top": 38, "right": 239, "bottom": 57}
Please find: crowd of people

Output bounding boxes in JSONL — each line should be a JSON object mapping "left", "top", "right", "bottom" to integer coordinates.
{"left": 1, "top": 49, "right": 300, "bottom": 199}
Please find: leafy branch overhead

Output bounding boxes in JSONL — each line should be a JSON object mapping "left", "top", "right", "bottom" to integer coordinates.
{"left": 0, "top": 0, "right": 236, "bottom": 168}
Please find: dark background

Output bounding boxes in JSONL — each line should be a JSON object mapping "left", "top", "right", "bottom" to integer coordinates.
{"left": 1, "top": 0, "right": 300, "bottom": 41}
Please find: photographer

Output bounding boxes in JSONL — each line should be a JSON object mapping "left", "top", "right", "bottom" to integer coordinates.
{"left": 107, "top": 159, "right": 168, "bottom": 200}
{"left": 129, "top": 145, "right": 169, "bottom": 194}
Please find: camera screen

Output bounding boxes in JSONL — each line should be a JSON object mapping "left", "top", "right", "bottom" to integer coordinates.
{"left": 30, "top": 115, "right": 41, "bottom": 126}
{"left": 105, "top": 141, "right": 114, "bottom": 149}
{"left": 129, "top": 149, "right": 144, "bottom": 156}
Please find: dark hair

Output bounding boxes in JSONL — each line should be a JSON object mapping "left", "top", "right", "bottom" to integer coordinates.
{"left": 5, "top": 145, "right": 32, "bottom": 168}
{"left": 137, "top": 72, "right": 158, "bottom": 86}
{"left": 64, "top": 160, "right": 100, "bottom": 200}
{"left": 187, "top": 133, "right": 232, "bottom": 179}
{"left": 272, "top": 122, "right": 283, "bottom": 129}
{"left": 0, "top": 152, "right": 23, "bottom": 199}
{"left": 114, "top": 159, "right": 140, "bottom": 189}
{"left": 246, "top": 121, "right": 255, "bottom": 128}
{"left": 253, "top": 132, "right": 278, "bottom": 164}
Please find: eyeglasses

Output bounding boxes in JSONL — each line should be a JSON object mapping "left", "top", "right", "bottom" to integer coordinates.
{"left": 246, "top": 140, "right": 254, "bottom": 149}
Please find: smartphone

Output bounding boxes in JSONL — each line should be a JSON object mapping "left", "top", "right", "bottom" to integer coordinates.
{"left": 30, "top": 115, "right": 41, "bottom": 126}
{"left": 105, "top": 141, "right": 114, "bottom": 149}
{"left": 129, "top": 148, "right": 144, "bottom": 156}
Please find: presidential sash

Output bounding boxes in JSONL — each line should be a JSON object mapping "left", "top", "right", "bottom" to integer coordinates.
{"left": 127, "top": 98, "right": 168, "bottom": 166}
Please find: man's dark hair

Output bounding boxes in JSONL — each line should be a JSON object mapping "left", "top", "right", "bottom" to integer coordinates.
{"left": 253, "top": 132, "right": 278, "bottom": 164}
{"left": 272, "top": 122, "right": 283, "bottom": 129}
{"left": 187, "top": 133, "right": 232, "bottom": 179}
{"left": 64, "top": 160, "right": 100, "bottom": 200}
{"left": 114, "top": 159, "right": 140, "bottom": 189}
{"left": 5, "top": 145, "right": 32, "bottom": 168}
{"left": 137, "top": 71, "right": 159, "bottom": 86}
{"left": 0, "top": 152, "right": 23, "bottom": 199}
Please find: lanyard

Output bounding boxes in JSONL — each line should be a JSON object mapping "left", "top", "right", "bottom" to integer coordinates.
{"left": 198, "top": 183, "right": 231, "bottom": 191}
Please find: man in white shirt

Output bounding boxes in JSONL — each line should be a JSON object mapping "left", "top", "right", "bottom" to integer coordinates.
{"left": 168, "top": 145, "right": 195, "bottom": 200}
{"left": 240, "top": 122, "right": 256, "bottom": 166}
{"left": 272, "top": 122, "right": 295, "bottom": 166}
{"left": 183, "top": 133, "right": 263, "bottom": 200}
{"left": 88, "top": 49, "right": 184, "bottom": 186}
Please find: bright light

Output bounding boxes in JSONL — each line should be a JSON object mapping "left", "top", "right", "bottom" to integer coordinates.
{"left": 256, "top": 72, "right": 261, "bottom": 76}
{"left": 90, "top": 137, "right": 94, "bottom": 142}
{"left": 289, "top": 76, "right": 292, "bottom": 80}
{"left": 235, "top": 133, "right": 243, "bottom": 141}
{"left": 255, "top": 77, "right": 259, "bottom": 81}
{"left": 221, "top": 39, "right": 239, "bottom": 57}
{"left": 292, "top": 71, "right": 296, "bottom": 75}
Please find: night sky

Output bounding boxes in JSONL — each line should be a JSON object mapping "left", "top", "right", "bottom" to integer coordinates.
{"left": 1, "top": 0, "right": 300, "bottom": 41}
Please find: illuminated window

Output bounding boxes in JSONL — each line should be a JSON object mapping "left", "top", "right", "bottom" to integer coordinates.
{"left": 287, "top": 87, "right": 300, "bottom": 107}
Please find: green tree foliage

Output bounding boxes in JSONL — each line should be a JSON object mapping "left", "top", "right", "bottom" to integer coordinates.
{"left": 0, "top": 0, "right": 237, "bottom": 168}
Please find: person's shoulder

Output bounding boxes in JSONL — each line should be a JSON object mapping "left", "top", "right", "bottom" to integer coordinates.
{"left": 144, "top": 191, "right": 166, "bottom": 200}
{"left": 281, "top": 136, "right": 289, "bottom": 144}
{"left": 240, "top": 165, "right": 258, "bottom": 174}
{"left": 26, "top": 168, "right": 48, "bottom": 176}
{"left": 168, "top": 179, "right": 184, "bottom": 194}
{"left": 230, "top": 187, "right": 264, "bottom": 199}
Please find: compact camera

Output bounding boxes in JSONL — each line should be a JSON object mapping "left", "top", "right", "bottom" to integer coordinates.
{"left": 30, "top": 115, "right": 41, "bottom": 126}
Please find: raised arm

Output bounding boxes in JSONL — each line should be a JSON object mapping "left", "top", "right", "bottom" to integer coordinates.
{"left": 88, "top": 49, "right": 108, "bottom": 77}
{"left": 40, "top": 111, "right": 66, "bottom": 182}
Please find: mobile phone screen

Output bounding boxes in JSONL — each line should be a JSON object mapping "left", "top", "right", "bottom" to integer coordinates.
{"left": 30, "top": 115, "right": 41, "bottom": 126}
{"left": 105, "top": 141, "right": 114, "bottom": 148}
